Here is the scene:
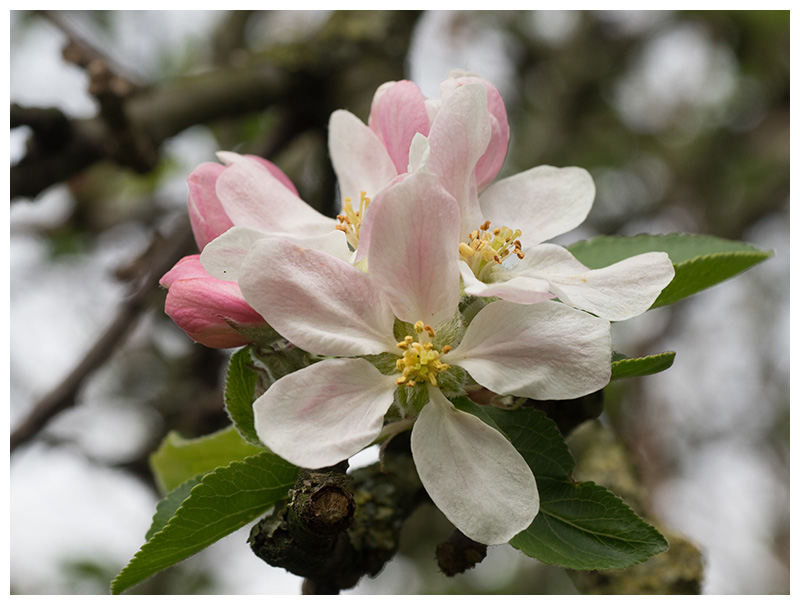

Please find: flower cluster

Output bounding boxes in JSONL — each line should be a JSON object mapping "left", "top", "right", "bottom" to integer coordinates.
{"left": 161, "top": 71, "right": 674, "bottom": 546}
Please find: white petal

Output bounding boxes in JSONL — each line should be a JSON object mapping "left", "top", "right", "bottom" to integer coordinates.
{"left": 215, "top": 153, "right": 335, "bottom": 235}
{"left": 445, "top": 300, "right": 611, "bottom": 400}
{"left": 201, "top": 227, "right": 351, "bottom": 282}
{"left": 329, "top": 110, "right": 398, "bottom": 203}
{"left": 458, "top": 261, "right": 554, "bottom": 304}
{"left": 254, "top": 358, "right": 398, "bottom": 469}
{"left": 517, "top": 244, "right": 675, "bottom": 321}
{"left": 365, "top": 172, "right": 461, "bottom": 328}
{"left": 238, "top": 238, "right": 397, "bottom": 356}
{"left": 410, "top": 387, "right": 538, "bottom": 545}
{"left": 478, "top": 166, "right": 594, "bottom": 245}
{"left": 200, "top": 226, "right": 267, "bottom": 281}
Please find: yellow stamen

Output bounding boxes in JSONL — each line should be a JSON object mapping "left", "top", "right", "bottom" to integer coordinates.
{"left": 336, "top": 191, "right": 371, "bottom": 250}
{"left": 394, "top": 323, "right": 451, "bottom": 388}
{"left": 459, "top": 221, "right": 526, "bottom": 280}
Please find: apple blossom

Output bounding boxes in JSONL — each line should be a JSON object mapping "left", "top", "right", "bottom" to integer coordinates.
{"left": 236, "top": 172, "right": 612, "bottom": 545}
{"left": 200, "top": 72, "right": 505, "bottom": 281}
{"left": 403, "top": 92, "right": 675, "bottom": 320}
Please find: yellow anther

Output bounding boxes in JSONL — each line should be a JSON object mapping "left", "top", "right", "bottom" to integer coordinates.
{"left": 336, "top": 191, "right": 372, "bottom": 250}
{"left": 442, "top": 345, "right": 452, "bottom": 354}
{"left": 394, "top": 323, "right": 451, "bottom": 389}
{"left": 459, "top": 221, "right": 527, "bottom": 280}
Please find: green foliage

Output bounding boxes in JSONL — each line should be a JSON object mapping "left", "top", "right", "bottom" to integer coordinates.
{"left": 511, "top": 478, "right": 668, "bottom": 570}
{"left": 224, "top": 346, "right": 263, "bottom": 447}
{"left": 112, "top": 452, "right": 298, "bottom": 595}
{"left": 568, "top": 233, "right": 772, "bottom": 309}
{"left": 611, "top": 351, "right": 675, "bottom": 380}
{"left": 150, "top": 425, "right": 264, "bottom": 494}
{"left": 467, "top": 403, "right": 668, "bottom": 569}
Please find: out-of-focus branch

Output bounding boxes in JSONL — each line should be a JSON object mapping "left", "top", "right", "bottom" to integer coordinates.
{"left": 11, "top": 10, "right": 423, "bottom": 200}
{"left": 9, "top": 219, "right": 196, "bottom": 453}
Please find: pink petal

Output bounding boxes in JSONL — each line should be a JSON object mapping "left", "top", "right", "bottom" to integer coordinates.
{"left": 254, "top": 358, "right": 398, "bottom": 469}
{"left": 411, "top": 386, "right": 538, "bottom": 544}
{"left": 215, "top": 152, "right": 334, "bottom": 236}
{"left": 452, "top": 75, "right": 509, "bottom": 191}
{"left": 478, "top": 166, "right": 595, "bottom": 245}
{"left": 238, "top": 238, "right": 397, "bottom": 357}
{"left": 445, "top": 300, "right": 612, "bottom": 400}
{"left": 368, "top": 80, "right": 431, "bottom": 174}
{"left": 187, "top": 162, "right": 233, "bottom": 250}
{"left": 518, "top": 244, "right": 676, "bottom": 320}
{"left": 426, "top": 83, "right": 492, "bottom": 237}
{"left": 365, "top": 172, "right": 461, "bottom": 328}
{"left": 328, "top": 110, "right": 399, "bottom": 205}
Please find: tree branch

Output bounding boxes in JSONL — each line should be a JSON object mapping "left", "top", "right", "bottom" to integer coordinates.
{"left": 9, "top": 218, "right": 196, "bottom": 453}
{"left": 11, "top": 10, "right": 423, "bottom": 200}
{"left": 249, "top": 436, "right": 426, "bottom": 594}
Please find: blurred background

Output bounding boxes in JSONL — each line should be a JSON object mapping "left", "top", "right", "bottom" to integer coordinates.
{"left": 8, "top": 10, "right": 789, "bottom": 595}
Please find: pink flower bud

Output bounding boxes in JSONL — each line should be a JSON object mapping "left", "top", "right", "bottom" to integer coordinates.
{"left": 160, "top": 255, "right": 266, "bottom": 348}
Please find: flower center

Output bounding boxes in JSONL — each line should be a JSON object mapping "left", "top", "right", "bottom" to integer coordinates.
{"left": 458, "top": 220, "right": 525, "bottom": 280}
{"left": 335, "top": 191, "right": 371, "bottom": 250}
{"left": 394, "top": 321, "right": 452, "bottom": 388}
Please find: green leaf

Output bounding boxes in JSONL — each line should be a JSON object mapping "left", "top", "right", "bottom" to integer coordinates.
{"left": 568, "top": 233, "right": 772, "bottom": 308}
{"left": 150, "top": 425, "right": 264, "bottom": 494}
{"left": 611, "top": 351, "right": 675, "bottom": 380}
{"left": 112, "top": 451, "right": 297, "bottom": 595}
{"left": 145, "top": 476, "right": 203, "bottom": 541}
{"left": 469, "top": 404, "right": 668, "bottom": 569}
{"left": 510, "top": 477, "right": 669, "bottom": 570}
{"left": 224, "top": 346, "right": 262, "bottom": 446}
{"left": 480, "top": 406, "right": 575, "bottom": 479}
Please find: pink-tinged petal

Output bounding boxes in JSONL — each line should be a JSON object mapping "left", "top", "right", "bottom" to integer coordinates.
{"left": 187, "top": 162, "right": 233, "bottom": 250}
{"left": 518, "top": 244, "right": 675, "bottom": 321}
{"left": 254, "top": 358, "right": 398, "bottom": 469}
{"left": 426, "top": 83, "right": 492, "bottom": 235}
{"left": 238, "top": 238, "right": 397, "bottom": 357}
{"left": 478, "top": 166, "right": 595, "bottom": 245}
{"left": 411, "top": 386, "right": 538, "bottom": 545}
{"left": 201, "top": 226, "right": 350, "bottom": 282}
{"left": 215, "top": 152, "right": 335, "bottom": 236}
{"left": 368, "top": 80, "right": 431, "bottom": 174}
{"left": 366, "top": 172, "right": 461, "bottom": 328}
{"left": 453, "top": 75, "right": 509, "bottom": 191}
{"left": 161, "top": 256, "right": 265, "bottom": 348}
{"left": 329, "top": 110, "right": 398, "bottom": 204}
{"left": 445, "top": 300, "right": 612, "bottom": 400}
{"left": 458, "top": 261, "right": 554, "bottom": 305}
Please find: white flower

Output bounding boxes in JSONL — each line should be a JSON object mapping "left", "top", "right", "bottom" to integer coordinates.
{"left": 406, "top": 97, "right": 675, "bottom": 321}
{"left": 236, "top": 171, "right": 612, "bottom": 545}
